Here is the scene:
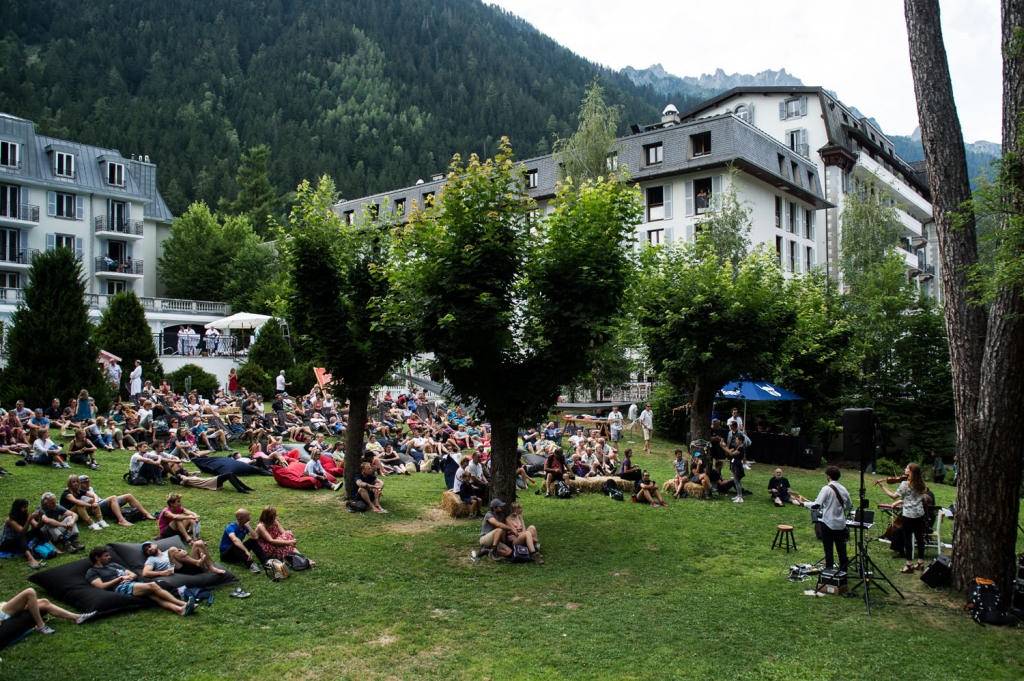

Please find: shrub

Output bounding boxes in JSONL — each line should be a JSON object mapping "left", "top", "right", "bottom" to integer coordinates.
{"left": 247, "top": 318, "right": 293, "bottom": 374}
{"left": 235, "top": 361, "right": 271, "bottom": 396}
{"left": 166, "top": 363, "right": 220, "bottom": 398}
{"left": 290, "top": 360, "right": 318, "bottom": 395}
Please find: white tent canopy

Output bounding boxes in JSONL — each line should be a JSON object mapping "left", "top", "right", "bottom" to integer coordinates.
{"left": 203, "top": 312, "right": 272, "bottom": 330}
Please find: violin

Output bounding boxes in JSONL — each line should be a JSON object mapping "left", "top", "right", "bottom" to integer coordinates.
{"left": 873, "top": 474, "right": 907, "bottom": 487}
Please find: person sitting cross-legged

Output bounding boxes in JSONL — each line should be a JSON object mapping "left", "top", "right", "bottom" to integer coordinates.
{"left": 87, "top": 545, "right": 196, "bottom": 616}
{"left": 219, "top": 508, "right": 271, "bottom": 575}
{"left": 635, "top": 470, "right": 668, "bottom": 507}
{"left": 142, "top": 539, "right": 225, "bottom": 578}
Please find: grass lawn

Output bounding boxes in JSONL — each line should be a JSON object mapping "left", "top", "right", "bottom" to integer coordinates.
{"left": 0, "top": 431, "right": 1021, "bottom": 680}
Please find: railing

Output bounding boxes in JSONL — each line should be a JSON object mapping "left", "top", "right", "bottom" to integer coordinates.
{"left": 94, "top": 215, "right": 144, "bottom": 236}
{"left": 0, "top": 202, "right": 40, "bottom": 223}
{"left": 917, "top": 263, "right": 936, "bottom": 279}
{"left": 0, "top": 287, "right": 24, "bottom": 302}
{"left": 95, "top": 257, "right": 144, "bottom": 275}
{"left": 155, "top": 332, "right": 240, "bottom": 357}
{"left": 793, "top": 143, "right": 810, "bottom": 158}
{"left": 0, "top": 248, "right": 39, "bottom": 265}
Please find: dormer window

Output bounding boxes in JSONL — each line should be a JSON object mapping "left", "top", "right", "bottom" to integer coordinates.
{"left": 55, "top": 152, "right": 75, "bottom": 178}
{"left": 395, "top": 198, "right": 406, "bottom": 216}
{"left": 691, "top": 132, "right": 711, "bottom": 158}
{"left": 606, "top": 152, "right": 619, "bottom": 172}
{"left": 526, "top": 169, "right": 538, "bottom": 189}
{"left": 107, "top": 162, "right": 125, "bottom": 186}
{"left": 644, "top": 143, "right": 663, "bottom": 167}
{"left": 733, "top": 105, "right": 750, "bottom": 123}
{"left": 0, "top": 141, "right": 18, "bottom": 168}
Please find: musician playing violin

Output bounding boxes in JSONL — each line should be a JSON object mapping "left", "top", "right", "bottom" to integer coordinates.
{"left": 877, "top": 463, "right": 929, "bottom": 573}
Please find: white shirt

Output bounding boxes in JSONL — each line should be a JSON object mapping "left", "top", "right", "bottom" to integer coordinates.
{"left": 276, "top": 374, "right": 287, "bottom": 391}
{"left": 727, "top": 415, "right": 744, "bottom": 431}
{"left": 466, "top": 461, "right": 485, "bottom": 482}
{"left": 806, "top": 481, "right": 852, "bottom": 531}
{"left": 129, "top": 365, "right": 143, "bottom": 393}
{"left": 639, "top": 409, "right": 653, "bottom": 429}
{"left": 108, "top": 364, "right": 122, "bottom": 384}
{"left": 607, "top": 411, "right": 623, "bottom": 431}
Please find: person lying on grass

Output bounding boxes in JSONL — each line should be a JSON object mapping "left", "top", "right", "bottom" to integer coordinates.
{"left": 479, "top": 499, "right": 514, "bottom": 562}
{"left": 636, "top": 471, "right": 667, "bottom": 507}
{"left": 142, "top": 539, "right": 225, "bottom": 577}
{"left": 78, "top": 475, "right": 156, "bottom": 526}
{"left": 158, "top": 493, "right": 201, "bottom": 544}
{"left": 1, "top": 587, "right": 94, "bottom": 635}
{"left": 87, "top": 546, "right": 197, "bottom": 617}
{"left": 507, "top": 502, "right": 542, "bottom": 563}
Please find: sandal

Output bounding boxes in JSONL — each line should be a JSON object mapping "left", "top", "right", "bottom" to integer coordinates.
{"left": 899, "top": 565, "right": 914, "bottom": 574}
{"left": 915, "top": 562, "right": 926, "bottom": 571}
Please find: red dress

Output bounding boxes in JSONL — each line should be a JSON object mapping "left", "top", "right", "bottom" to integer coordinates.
{"left": 257, "top": 521, "right": 296, "bottom": 560}
{"left": 228, "top": 373, "right": 239, "bottom": 391}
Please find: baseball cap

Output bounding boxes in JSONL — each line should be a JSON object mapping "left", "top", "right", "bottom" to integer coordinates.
{"left": 489, "top": 499, "right": 505, "bottom": 509}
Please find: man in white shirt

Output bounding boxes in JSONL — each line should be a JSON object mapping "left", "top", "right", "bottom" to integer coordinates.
{"left": 607, "top": 406, "right": 624, "bottom": 443}
{"left": 804, "top": 466, "right": 853, "bottom": 570}
{"left": 275, "top": 370, "right": 291, "bottom": 395}
{"left": 726, "top": 408, "right": 745, "bottom": 433}
{"left": 107, "top": 361, "right": 122, "bottom": 393}
{"left": 142, "top": 540, "right": 224, "bottom": 578}
{"left": 639, "top": 403, "right": 654, "bottom": 453}
{"left": 466, "top": 449, "right": 489, "bottom": 500}
{"left": 303, "top": 451, "right": 341, "bottom": 490}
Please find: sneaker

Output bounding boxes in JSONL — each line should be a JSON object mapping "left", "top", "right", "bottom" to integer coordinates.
{"left": 64, "top": 542, "right": 79, "bottom": 554}
{"left": 331, "top": 482, "right": 342, "bottom": 491}
{"left": 488, "top": 550, "right": 502, "bottom": 562}
{"left": 183, "top": 595, "right": 197, "bottom": 616}
{"left": 62, "top": 463, "right": 72, "bottom": 469}
{"left": 248, "top": 562, "right": 262, "bottom": 574}
{"left": 71, "top": 539, "right": 85, "bottom": 552}
{"left": 52, "top": 463, "right": 62, "bottom": 468}
{"left": 98, "top": 520, "right": 109, "bottom": 528}
{"left": 34, "top": 624, "right": 56, "bottom": 635}
{"left": 742, "top": 463, "right": 751, "bottom": 470}
{"left": 735, "top": 496, "right": 744, "bottom": 503}
{"left": 88, "top": 463, "right": 99, "bottom": 470}
{"left": 732, "top": 496, "right": 742, "bottom": 503}
{"left": 76, "top": 611, "right": 97, "bottom": 625}
{"left": 470, "top": 551, "right": 480, "bottom": 562}
{"left": 88, "top": 522, "right": 101, "bottom": 531}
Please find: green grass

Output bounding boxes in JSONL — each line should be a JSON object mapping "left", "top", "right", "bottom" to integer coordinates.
{"left": 1, "top": 433, "right": 1022, "bottom": 680}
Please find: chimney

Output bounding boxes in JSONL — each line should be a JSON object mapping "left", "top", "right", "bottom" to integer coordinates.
{"left": 661, "top": 104, "right": 680, "bottom": 126}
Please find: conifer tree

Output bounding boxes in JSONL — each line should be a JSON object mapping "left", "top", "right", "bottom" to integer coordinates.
{"left": 221, "top": 145, "right": 284, "bottom": 239}
{"left": 0, "top": 248, "right": 110, "bottom": 411}
{"left": 247, "top": 318, "right": 293, "bottom": 391}
{"left": 92, "top": 291, "right": 163, "bottom": 399}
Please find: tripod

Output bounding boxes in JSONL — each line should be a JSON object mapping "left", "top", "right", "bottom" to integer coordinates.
{"left": 846, "top": 459, "right": 903, "bottom": 615}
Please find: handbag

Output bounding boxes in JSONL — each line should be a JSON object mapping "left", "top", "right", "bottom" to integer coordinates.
{"left": 264, "top": 559, "right": 290, "bottom": 582}
{"left": 510, "top": 544, "right": 531, "bottom": 563}
{"left": 285, "top": 552, "right": 312, "bottom": 571}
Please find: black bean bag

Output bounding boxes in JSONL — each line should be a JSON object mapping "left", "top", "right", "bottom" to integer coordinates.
{"left": 0, "top": 611, "right": 36, "bottom": 650}
{"left": 523, "top": 453, "right": 546, "bottom": 468}
{"left": 193, "top": 455, "right": 267, "bottom": 476}
{"left": 28, "top": 538, "right": 238, "bottom": 620}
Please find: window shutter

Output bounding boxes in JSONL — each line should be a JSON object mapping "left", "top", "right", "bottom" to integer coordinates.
{"left": 800, "top": 96, "right": 808, "bottom": 116}
{"left": 685, "top": 224, "right": 694, "bottom": 242}
{"left": 712, "top": 175, "right": 722, "bottom": 210}
{"left": 800, "top": 128, "right": 809, "bottom": 149}
{"left": 47, "top": 191, "right": 57, "bottom": 217}
{"left": 125, "top": 202, "right": 131, "bottom": 219}
{"left": 779, "top": 101, "right": 787, "bottom": 120}
{"left": 69, "top": 155, "right": 75, "bottom": 177}
{"left": 75, "top": 238, "right": 83, "bottom": 259}
{"left": 794, "top": 204, "right": 801, "bottom": 235}
{"left": 10, "top": 143, "right": 18, "bottom": 167}
{"left": 809, "top": 247, "right": 816, "bottom": 266}
{"left": 663, "top": 184, "right": 673, "bottom": 220}
{"left": 45, "top": 233, "right": 55, "bottom": 250}
{"left": 76, "top": 195, "right": 85, "bottom": 220}
{"left": 664, "top": 227, "right": 673, "bottom": 243}
{"left": 684, "top": 180, "right": 694, "bottom": 217}
{"left": 748, "top": 104, "right": 755, "bottom": 126}
{"left": 784, "top": 201, "right": 790, "bottom": 232}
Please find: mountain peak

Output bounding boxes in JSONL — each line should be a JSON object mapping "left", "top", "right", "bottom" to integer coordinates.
{"left": 621, "top": 65, "right": 803, "bottom": 98}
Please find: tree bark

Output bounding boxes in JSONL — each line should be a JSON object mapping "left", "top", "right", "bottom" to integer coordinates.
{"left": 488, "top": 416, "right": 521, "bottom": 507}
{"left": 689, "top": 374, "right": 716, "bottom": 443}
{"left": 343, "top": 389, "right": 370, "bottom": 501}
{"left": 905, "top": 0, "right": 1024, "bottom": 593}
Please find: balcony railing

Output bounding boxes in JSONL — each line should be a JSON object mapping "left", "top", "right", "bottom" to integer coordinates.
{"left": 94, "top": 215, "right": 144, "bottom": 236}
{"left": 3, "top": 291, "right": 229, "bottom": 320}
{"left": 95, "top": 257, "right": 144, "bottom": 275}
{"left": 0, "top": 248, "right": 39, "bottom": 266}
{"left": 154, "top": 332, "right": 241, "bottom": 357}
{"left": 0, "top": 203, "right": 40, "bottom": 223}
{"left": 793, "top": 143, "right": 810, "bottom": 158}
{"left": 0, "top": 287, "right": 24, "bottom": 302}
{"left": 917, "top": 263, "right": 936, "bottom": 279}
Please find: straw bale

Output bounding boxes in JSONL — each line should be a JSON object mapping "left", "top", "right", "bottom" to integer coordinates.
{"left": 440, "top": 490, "right": 472, "bottom": 518}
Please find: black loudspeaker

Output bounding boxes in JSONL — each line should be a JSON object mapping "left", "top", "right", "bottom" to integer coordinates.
{"left": 920, "top": 554, "right": 952, "bottom": 588}
{"left": 843, "top": 408, "right": 874, "bottom": 461}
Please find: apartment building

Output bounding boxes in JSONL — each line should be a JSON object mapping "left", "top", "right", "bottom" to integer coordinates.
{"left": 335, "top": 108, "right": 831, "bottom": 274}
{"left": 0, "top": 112, "right": 228, "bottom": 341}
{"left": 677, "top": 87, "right": 939, "bottom": 299}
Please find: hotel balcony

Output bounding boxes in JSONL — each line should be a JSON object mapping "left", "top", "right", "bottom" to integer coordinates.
{"left": 94, "top": 216, "right": 144, "bottom": 240}
{"left": 0, "top": 202, "right": 40, "bottom": 226}
{"left": 94, "top": 257, "right": 144, "bottom": 278}
{"left": 854, "top": 153, "right": 932, "bottom": 222}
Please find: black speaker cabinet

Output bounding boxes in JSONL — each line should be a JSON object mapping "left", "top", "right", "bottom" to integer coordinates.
{"left": 920, "top": 554, "right": 951, "bottom": 588}
{"left": 843, "top": 408, "right": 875, "bottom": 461}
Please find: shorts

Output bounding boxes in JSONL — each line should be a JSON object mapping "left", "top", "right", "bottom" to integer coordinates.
{"left": 99, "top": 496, "right": 125, "bottom": 518}
{"left": 459, "top": 494, "right": 475, "bottom": 504}
{"left": 479, "top": 529, "right": 504, "bottom": 547}
{"left": 115, "top": 581, "right": 138, "bottom": 596}
{"left": 547, "top": 471, "right": 564, "bottom": 482}
{"left": 641, "top": 426, "right": 652, "bottom": 441}
{"left": 610, "top": 430, "right": 622, "bottom": 442}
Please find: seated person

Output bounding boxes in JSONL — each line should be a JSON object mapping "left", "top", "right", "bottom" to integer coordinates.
{"left": 455, "top": 470, "right": 483, "bottom": 519}
{"left": 33, "top": 428, "right": 69, "bottom": 468}
{"left": 219, "top": 508, "right": 270, "bottom": 574}
{"left": 543, "top": 422, "right": 562, "bottom": 446}
{"left": 87, "top": 546, "right": 196, "bottom": 616}
{"left": 117, "top": 414, "right": 146, "bottom": 449}
{"left": 78, "top": 475, "right": 156, "bottom": 526}
{"left": 768, "top": 468, "right": 806, "bottom": 506}
{"left": 87, "top": 417, "right": 114, "bottom": 451}
{"left": 255, "top": 506, "right": 310, "bottom": 563}
{"left": 27, "top": 408, "right": 50, "bottom": 442}
{"left": 158, "top": 493, "right": 201, "bottom": 544}
{"left": 142, "top": 539, "right": 225, "bottom": 578}
{"left": 478, "top": 499, "right": 514, "bottom": 562}
{"left": 507, "top": 501, "right": 542, "bottom": 562}
{"left": 67, "top": 430, "right": 98, "bottom": 468}
{"left": 379, "top": 444, "right": 408, "bottom": 475}
{"left": 543, "top": 447, "right": 569, "bottom": 498}
{"left": 617, "top": 448, "right": 642, "bottom": 491}
{"left": 303, "top": 451, "right": 341, "bottom": 491}
{"left": 1, "top": 498, "right": 46, "bottom": 568}
{"left": 36, "top": 492, "right": 83, "bottom": 554}
{"left": 129, "top": 443, "right": 166, "bottom": 484}
{"left": 192, "top": 417, "right": 229, "bottom": 452}
{"left": 1, "top": 587, "right": 94, "bottom": 635}
{"left": 355, "top": 461, "right": 386, "bottom": 513}
{"left": 466, "top": 449, "right": 490, "bottom": 500}
{"left": 708, "top": 460, "right": 737, "bottom": 496}
{"left": 569, "top": 453, "right": 590, "bottom": 478}
{"left": 671, "top": 450, "right": 689, "bottom": 499}
{"left": 59, "top": 474, "right": 106, "bottom": 530}
{"left": 635, "top": 470, "right": 667, "bottom": 507}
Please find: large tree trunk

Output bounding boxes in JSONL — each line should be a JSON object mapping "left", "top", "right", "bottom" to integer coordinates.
{"left": 689, "top": 374, "right": 716, "bottom": 443}
{"left": 906, "top": 0, "right": 1024, "bottom": 593}
{"left": 488, "top": 415, "right": 521, "bottom": 507}
{"left": 344, "top": 389, "right": 370, "bottom": 500}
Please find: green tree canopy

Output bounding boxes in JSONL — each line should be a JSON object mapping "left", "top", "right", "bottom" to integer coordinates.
{"left": 285, "top": 175, "right": 409, "bottom": 497}
{"left": 0, "top": 248, "right": 110, "bottom": 411}
{"left": 395, "top": 140, "right": 642, "bottom": 502}
{"left": 220, "top": 145, "right": 285, "bottom": 239}
{"left": 247, "top": 318, "right": 294, "bottom": 380}
{"left": 91, "top": 291, "right": 164, "bottom": 400}
{"left": 554, "top": 79, "right": 622, "bottom": 185}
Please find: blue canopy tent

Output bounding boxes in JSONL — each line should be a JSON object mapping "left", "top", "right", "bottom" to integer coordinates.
{"left": 717, "top": 380, "right": 805, "bottom": 432}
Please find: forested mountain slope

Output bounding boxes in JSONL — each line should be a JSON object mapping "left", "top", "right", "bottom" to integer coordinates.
{"left": 0, "top": 0, "right": 666, "bottom": 214}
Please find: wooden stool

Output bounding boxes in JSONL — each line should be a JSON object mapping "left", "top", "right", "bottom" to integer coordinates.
{"left": 771, "top": 525, "right": 796, "bottom": 553}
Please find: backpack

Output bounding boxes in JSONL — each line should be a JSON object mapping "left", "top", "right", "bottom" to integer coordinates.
{"left": 967, "top": 578, "right": 1019, "bottom": 626}
{"left": 265, "top": 559, "right": 290, "bottom": 581}
{"left": 31, "top": 541, "right": 58, "bottom": 560}
{"left": 180, "top": 586, "right": 214, "bottom": 606}
{"left": 347, "top": 500, "right": 368, "bottom": 513}
{"left": 509, "top": 544, "right": 532, "bottom": 563}
{"left": 285, "top": 552, "right": 312, "bottom": 571}
{"left": 123, "top": 471, "right": 148, "bottom": 486}
{"left": 121, "top": 507, "right": 145, "bottom": 523}
{"left": 602, "top": 478, "right": 624, "bottom": 501}
{"left": 555, "top": 480, "right": 572, "bottom": 499}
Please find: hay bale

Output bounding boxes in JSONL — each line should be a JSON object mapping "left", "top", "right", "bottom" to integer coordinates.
{"left": 684, "top": 482, "right": 705, "bottom": 499}
{"left": 568, "top": 476, "right": 634, "bottom": 494}
{"left": 441, "top": 490, "right": 472, "bottom": 518}
{"left": 662, "top": 480, "right": 679, "bottom": 494}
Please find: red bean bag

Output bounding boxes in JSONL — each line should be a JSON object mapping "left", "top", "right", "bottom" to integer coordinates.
{"left": 272, "top": 460, "right": 336, "bottom": 490}
{"left": 320, "top": 454, "right": 343, "bottom": 477}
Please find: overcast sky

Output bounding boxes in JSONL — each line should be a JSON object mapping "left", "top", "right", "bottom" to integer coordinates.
{"left": 489, "top": 0, "right": 1001, "bottom": 143}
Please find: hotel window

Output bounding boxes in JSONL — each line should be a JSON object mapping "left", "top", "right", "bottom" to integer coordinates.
{"left": 0, "top": 272, "right": 19, "bottom": 289}
{"left": 733, "top": 105, "right": 750, "bottom": 123}
{"left": 55, "top": 152, "right": 75, "bottom": 178}
{"left": 0, "top": 229, "right": 20, "bottom": 263}
{"left": 775, "top": 236, "right": 783, "bottom": 266}
{"left": 422, "top": 192, "right": 435, "bottom": 208}
{"left": 805, "top": 209, "right": 815, "bottom": 240}
{"left": 106, "top": 280, "right": 127, "bottom": 295}
{"left": 788, "top": 201, "right": 797, "bottom": 233}
{"left": 644, "top": 142, "right": 663, "bottom": 166}
{"left": 805, "top": 246, "right": 815, "bottom": 272}
{"left": 690, "top": 132, "right": 711, "bottom": 158}
{"left": 606, "top": 153, "right": 619, "bottom": 172}
{"left": 775, "top": 197, "right": 782, "bottom": 229}
{"left": 780, "top": 96, "right": 808, "bottom": 120}
{"left": 107, "top": 162, "right": 125, "bottom": 187}
{"left": 684, "top": 176, "right": 720, "bottom": 216}
{"left": 367, "top": 204, "right": 379, "bottom": 221}
{"left": 0, "top": 141, "right": 18, "bottom": 168}
{"left": 50, "top": 192, "right": 80, "bottom": 219}
{"left": 789, "top": 240, "right": 798, "bottom": 272}
{"left": 791, "top": 162, "right": 802, "bottom": 187}
{"left": 344, "top": 210, "right": 355, "bottom": 225}
{"left": 526, "top": 169, "right": 538, "bottom": 189}
{"left": 394, "top": 198, "right": 406, "bottom": 216}
{"left": 787, "top": 129, "right": 809, "bottom": 158}
{"left": 646, "top": 185, "right": 671, "bottom": 222}
{"left": 647, "top": 228, "right": 665, "bottom": 246}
